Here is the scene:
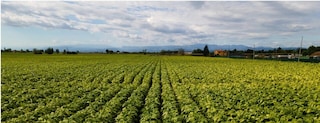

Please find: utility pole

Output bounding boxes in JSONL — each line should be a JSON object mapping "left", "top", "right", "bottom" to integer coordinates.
{"left": 228, "top": 45, "right": 230, "bottom": 58}
{"left": 253, "top": 44, "right": 255, "bottom": 60}
{"left": 298, "top": 36, "right": 303, "bottom": 62}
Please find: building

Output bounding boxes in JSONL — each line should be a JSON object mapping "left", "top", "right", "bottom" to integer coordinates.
{"left": 310, "top": 51, "right": 320, "bottom": 59}
{"left": 214, "top": 50, "right": 227, "bottom": 56}
{"left": 184, "top": 51, "right": 192, "bottom": 55}
{"left": 277, "top": 55, "right": 290, "bottom": 59}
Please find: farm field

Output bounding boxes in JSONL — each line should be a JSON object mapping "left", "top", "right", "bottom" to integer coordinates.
{"left": 1, "top": 53, "right": 320, "bottom": 122}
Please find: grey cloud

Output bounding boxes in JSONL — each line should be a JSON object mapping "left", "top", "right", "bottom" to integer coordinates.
{"left": 188, "top": 33, "right": 213, "bottom": 40}
{"left": 113, "top": 30, "right": 143, "bottom": 40}
{"left": 167, "top": 39, "right": 175, "bottom": 43}
{"left": 260, "top": 19, "right": 313, "bottom": 33}
{"left": 189, "top": 1, "right": 205, "bottom": 9}
{"left": 153, "top": 25, "right": 188, "bottom": 34}
{"left": 2, "top": 1, "right": 137, "bottom": 34}
{"left": 204, "top": 15, "right": 245, "bottom": 23}
{"left": 2, "top": 1, "right": 320, "bottom": 47}
{"left": 287, "top": 24, "right": 312, "bottom": 32}
{"left": 261, "top": 2, "right": 305, "bottom": 17}
{"left": 127, "top": 5, "right": 174, "bottom": 12}
{"left": 141, "top": 21, "right": 194, "bottom": 35}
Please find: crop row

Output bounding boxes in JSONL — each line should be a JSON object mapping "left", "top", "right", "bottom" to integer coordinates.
{"left": 2, "top": 55, "right": 158, "bottom": 122}
{"left": 2, "top": 54, "right": 320, "bottom": 122}
{"left": 165, "top": 61, "right": 210, "bottom": 123}
{"left": 163, "top": 56, "right": 320, "bottom": 122}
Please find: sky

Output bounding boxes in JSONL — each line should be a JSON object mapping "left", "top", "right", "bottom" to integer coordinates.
{"left": 1, "top": 1, "right": 320, "bottom": 50}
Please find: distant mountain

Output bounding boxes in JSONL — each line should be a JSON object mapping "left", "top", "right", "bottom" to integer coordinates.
{"left": 122, "top": 44, "right": 303, "bottom": 52}
{"left": 121, "top": 44, "right": 253, "bottom": 52}
{"left": 48, "top": 43, "right": 300, "bottom": 53}
{"left": 52, "top": 44, "right": 118, "bottom": 52}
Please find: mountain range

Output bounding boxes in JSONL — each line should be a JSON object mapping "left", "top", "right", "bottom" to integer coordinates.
{"left": 49, "top": 44, "right": 299, "bottom": 53}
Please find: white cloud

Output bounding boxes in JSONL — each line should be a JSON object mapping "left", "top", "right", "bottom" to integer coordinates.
{"left": 2, "top": 1, "right": 320, "bottom": 47}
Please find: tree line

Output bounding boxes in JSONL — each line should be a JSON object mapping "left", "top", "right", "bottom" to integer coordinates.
{"left": 190, "top": 45, "right": 320, "bottom": 56}
{"left": 33, "top": 48, "right": 79, "bottom": 54}
{"left": 1, "top": 47, "right": 78, "bottom": 54}
{"left": 228, "top": 46, "right": 320, "bottom": 56}
{"left": 191, "top": 45, "right": 210, "bottom": 56}
{"left": 2, "top": 45, "right": 319, "bottom": 56}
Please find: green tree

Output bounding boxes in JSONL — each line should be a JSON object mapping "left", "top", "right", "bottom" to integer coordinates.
{"left": 203, "top": 45, "right": 210, "bottom": 56}
{"left": 3, "top": 48, "right": 12, "bottom": 52}
{"left": 45, "top": 47, "right": 54, "bottom": 54}
{"left": 192, "top": 49, "right": 203, "bottom": 53}
{"left": 277, "top": 47, "right": 283, "bottom": 53}
{"left": 55, "top": 49, "right": 60, "bottom": 54}
{"left": 106, "top": 49, "right": 114, "bottom": 54}
{"left": 33, "top": 48, "right": 43, "bottom": 54}
{"left": 307, "top": 45, "right": 320, "bottom": 55}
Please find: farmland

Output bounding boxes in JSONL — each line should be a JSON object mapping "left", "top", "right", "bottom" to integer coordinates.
{"left": 1, "top": 53, "right": 320, "bottom": 122}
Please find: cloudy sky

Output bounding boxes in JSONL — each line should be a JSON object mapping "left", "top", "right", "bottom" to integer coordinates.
{"left": 2, "top": 1, "right": 320, "bottom": 49}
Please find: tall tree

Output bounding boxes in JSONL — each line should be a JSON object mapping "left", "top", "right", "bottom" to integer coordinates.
{"left": 203, "top": 45, "right": 209, "bottom": 56}
{"left": 56, "top": 49, "right": 60, "bottom": 54}
{"left": 45, "top": 47, "right": 54, "bottom": 54}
